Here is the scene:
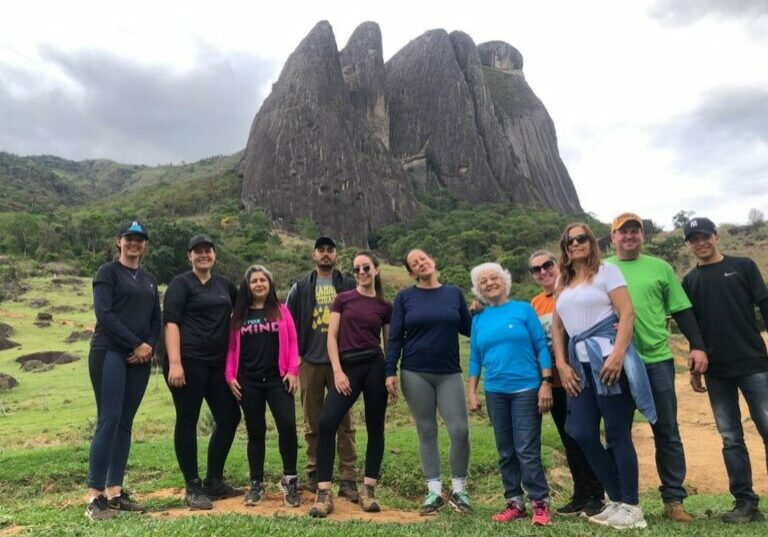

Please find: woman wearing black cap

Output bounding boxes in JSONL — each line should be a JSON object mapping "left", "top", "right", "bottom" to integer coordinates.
{"left": 163, "top": 235, "right": 241, "bottom": 509}
{"left": 86, "top": 221, "right": 161, "bottom": 521}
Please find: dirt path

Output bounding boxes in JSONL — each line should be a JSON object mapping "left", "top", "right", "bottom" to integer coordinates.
{"left": 147, "top": 488, "right": 426, "bottom": 523}
{"left": 634, "top": 356, "right": 768, "bottom": 495}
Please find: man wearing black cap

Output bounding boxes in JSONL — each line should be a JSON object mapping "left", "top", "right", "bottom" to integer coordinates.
{"left": 682, "top": 217, "right": 768, "bottom": 523}
{"left": 286, "top": 237, "right": 358, "bottom": 499}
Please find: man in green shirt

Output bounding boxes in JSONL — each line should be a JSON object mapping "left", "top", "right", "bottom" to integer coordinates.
{"left": 606, "top": 213, "right": 708, "bottom": 523}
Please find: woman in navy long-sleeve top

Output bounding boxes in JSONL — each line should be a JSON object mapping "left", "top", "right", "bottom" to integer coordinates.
{"left": 85, "top": 221, "right": 161, "bottom": 521}
{"left": 385, "top": 249, "right": 472, "bottom": 515}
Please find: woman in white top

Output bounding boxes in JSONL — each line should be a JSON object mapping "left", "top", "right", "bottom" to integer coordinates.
{"left": 551, "top": 223, "right": 647, "bottom": 530}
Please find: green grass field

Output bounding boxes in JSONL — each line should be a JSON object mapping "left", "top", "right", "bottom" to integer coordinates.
{"left": 0, "top": 272, "right": 765, "bottom": 535}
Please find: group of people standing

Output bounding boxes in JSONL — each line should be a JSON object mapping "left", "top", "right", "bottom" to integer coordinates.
{"left": 83, "top": 214, "right": 768, "bottom": 530}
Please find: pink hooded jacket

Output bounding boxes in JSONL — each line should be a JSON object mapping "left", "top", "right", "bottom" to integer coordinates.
{"left": 225, "top": 304, "right": 299, "bottom": 382}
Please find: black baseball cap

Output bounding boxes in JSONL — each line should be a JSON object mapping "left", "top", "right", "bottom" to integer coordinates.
{"left": 314, "top": 236, "right": 336, "bottom": 249}
{"left": 119, "top": 220, "right": 149, "bottom": 240}
{"left": 684, "top": 217, "right": 717, "bottom": 241}
{"left": 188, "top": 234, "right": 215, "bottom": 251}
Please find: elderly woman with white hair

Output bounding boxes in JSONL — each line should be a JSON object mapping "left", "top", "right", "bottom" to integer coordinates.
{"left": 467, "top": 262, "right": 554, "bottom": 526}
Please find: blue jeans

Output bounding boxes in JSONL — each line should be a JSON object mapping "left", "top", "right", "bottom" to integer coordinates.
{"left": 486, "top": 389, "right": 549, "bottom": 502}
{"left": 706, "top": 371, "right": 768, "bottom": 503}
{"left": 87, "top": 349, "right": 150, "bottom": 489}
{"left": 646, "top": 359, "right": 687, "bottom": 502}
{"left": 566, "top": 363, "right": 639, "bottom": 505}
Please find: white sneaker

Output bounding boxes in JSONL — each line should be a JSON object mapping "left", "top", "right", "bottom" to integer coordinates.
{"left": 606, "top": 503, "right": 648, "bottom": 530}
{"left": 587, "top": 501, "right": 620, "bottom": 525}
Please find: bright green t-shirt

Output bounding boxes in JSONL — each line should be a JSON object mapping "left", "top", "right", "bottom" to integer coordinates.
{"left": 605, "top": 254, "right": 692, "bottom": 364}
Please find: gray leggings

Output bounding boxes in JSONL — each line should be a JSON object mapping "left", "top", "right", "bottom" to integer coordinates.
{"left": 401, "top": 370, "right": 470, "bottom": 480}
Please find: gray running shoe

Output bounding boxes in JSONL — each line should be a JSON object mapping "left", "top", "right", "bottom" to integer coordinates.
{"left": 85, "top": 495, "right": 118, "bottom": 521}
{"left": 605, "top": 503, "right": 648, "bottom": 530}
{"left": 244, "top": 481, "right": 265, "bottom": 506}
{"left": 185, "top": 479, "right": 213, "bottom": 510}
{"left": 281, "top": 477, "right": 300, "bottom": 507}
{"left": 587, "top": 501, "right": 620, "bottom": 525}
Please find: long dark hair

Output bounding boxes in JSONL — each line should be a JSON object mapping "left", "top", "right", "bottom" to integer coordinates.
{"left": 402, "top": 248, "right": 434, "bottom": 276}
{"left": 355, "top": 250, "right": 385, "bottom": 301}
{"left": 557, "top": 222, "right": 601, "bottom": 291}
{"left": 230, "top": 265, "right": 282, "bottom": 331}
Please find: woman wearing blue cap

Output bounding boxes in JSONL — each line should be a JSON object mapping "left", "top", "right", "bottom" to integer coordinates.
{"left": 85, "top": 221, "right": 161, "bottom": 521}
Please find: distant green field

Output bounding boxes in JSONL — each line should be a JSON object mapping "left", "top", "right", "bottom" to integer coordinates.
{"left": 0, "top": 273, "right": 762, "bottom": 536}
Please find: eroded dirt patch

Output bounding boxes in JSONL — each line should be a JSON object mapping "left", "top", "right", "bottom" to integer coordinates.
{"left": 15, "top": 351, "right": 79, "bottom": 365}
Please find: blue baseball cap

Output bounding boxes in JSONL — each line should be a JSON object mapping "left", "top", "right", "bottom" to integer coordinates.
{"left": 119, "top": 220, "right": 149, "bottom": 240}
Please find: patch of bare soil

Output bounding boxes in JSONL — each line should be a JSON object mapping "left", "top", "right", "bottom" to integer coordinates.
{"left": 16, "top": 351, "right": 79, "bottom": 365}
{"left": 634, "top": 355, "right": 768, "bottom": 495}
{"left": 148, "top": 490, "right": 426, "bottom": 524}
{"left": 0, "top": 526, "right": 23, "bottom": 536}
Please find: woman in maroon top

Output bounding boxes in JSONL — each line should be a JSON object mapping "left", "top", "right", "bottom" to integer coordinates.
{"left": 309, "top": 251, "right": 392, "bottom": 518}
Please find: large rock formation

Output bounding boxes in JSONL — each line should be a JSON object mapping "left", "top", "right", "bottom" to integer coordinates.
{"left": 242, "top": 21, "right": 580, "bottom": 244}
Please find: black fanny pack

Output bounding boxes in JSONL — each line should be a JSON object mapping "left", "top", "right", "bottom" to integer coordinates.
{"left": 340, "top": 348, "right": 382, "bottom": 365}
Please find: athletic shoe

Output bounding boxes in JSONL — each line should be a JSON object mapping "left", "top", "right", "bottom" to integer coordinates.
{"left": 448, "top": 490, "right": 472, "bottom": 513}
{"left": 85, "top": 495, "right": 117, "bottom": 521}
{"left": 308, "top": 488, "right": 334, "bottom": 518}
{"left": 556, "top": 497, "right": 585, "bottom": 516}
{"left": 664, "top": 501, "right": 694, "bottom": 523}
{"left": 281, "top": 477, "right": 300, "bottom": 507}
{"left": 418, "top": 491, "right": 445, "bottom": 516}
{"left": 492, "top": 501, "right": 526, "bottom": 522}
{"left": 605, "top": 503, "right": 647, "bottom": 530}
{"left": 582, "top": 498, "right": 605, "bottom": 517}
{"left": 338, "top": 479, "right": 360, "bottom": 503}
{"left": 531, "top": 500, "right": 552, "bottom": 526}
{"left": 360, "top": 484, "right": 381, "bottom": 513}
{"left": 203, "top": 477, "right": 243, "bottom": 500}
{"left": 107, "top": 490, "right": 146, "bottom": 512}
{"left": 185, "top": 479, "right": 213, "bottom": 510}
{"left": 587, "top": 501, "right": 620, "bottom": 525}
{"left": 244, "top": 481, "right": 265, "bottom": 506}
{"left": 721, "top": 500, "right": 765, "bottom": 523}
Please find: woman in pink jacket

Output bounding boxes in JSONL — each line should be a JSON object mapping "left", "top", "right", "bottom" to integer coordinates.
{"left": 225, "top": 264, "right": 299, "bottom": 507}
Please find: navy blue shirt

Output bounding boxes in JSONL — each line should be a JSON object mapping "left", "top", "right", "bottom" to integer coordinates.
{"left": 385, "top": 285, "right": 471, "bottom": 376}
{"left": 91, "top": 261, "right": 161, "bottom": 354}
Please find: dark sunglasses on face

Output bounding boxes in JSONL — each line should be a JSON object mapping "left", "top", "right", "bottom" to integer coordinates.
{"left": 566, "top": 234, "right": 589, "bottom": 246}
{"left": 529, "top": 259, "right": 555, "bottom": 275}
{"left": 352, "top": 264, "right": 372, "bottom": 275}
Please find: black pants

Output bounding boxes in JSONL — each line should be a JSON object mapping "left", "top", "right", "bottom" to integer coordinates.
{"left": 164, "top": 359, "right": 241, "bottom": 483}
{"left": 551, "top": 386, "right": 604, "bottom": 501}
{"left": 316, "top": 359, "right": 388, "bottom": 482}
{"left": 240, "top": 378, "right": 298, "bottom": 482}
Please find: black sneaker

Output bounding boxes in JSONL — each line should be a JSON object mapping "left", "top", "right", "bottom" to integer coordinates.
{"left": 244, "top": 481, "right": 265, "bottom": 506}
{"left": 281, "top": 477, "right": 300, "bottom": 507}
{"left": 448, "top": 490, "right": 472, "bottom": 513}
{"left": 86, "top": 494, "right": 117, "bottom": 521}
{"left": 185, "top": 479, "right": 213, "bottom": 510}
{"left": 300, "top": 471, "right": 317, "bottom": 492}
{"left": 556, "top": 497, "right": 585, "bottom": 516}
{"left": 203, "top": 477, "right": 243, "bottom": 500}
{"left": 582, "top": 498, "right": 605, "bottom": 517}
{"left": 721, "top": 500, "right": 765, "bottom": 523}
{"left": 107, "top": 490, "right": 146, "bottom": 512}
{"left": 338, "top": 479, "right": 360, "bottom": 503}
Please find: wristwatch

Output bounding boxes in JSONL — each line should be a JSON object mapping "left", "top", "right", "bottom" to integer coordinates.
{"left": 542, "top": 376, "right": 554, "bottom": 384}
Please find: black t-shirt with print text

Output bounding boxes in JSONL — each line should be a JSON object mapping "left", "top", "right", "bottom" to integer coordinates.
{"left": 238, "top": 308, "right": 280, "bottom": 383}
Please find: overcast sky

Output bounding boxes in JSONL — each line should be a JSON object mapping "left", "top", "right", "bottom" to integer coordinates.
{"left": 1, "top": 0, "right": 766, "bottom": 228}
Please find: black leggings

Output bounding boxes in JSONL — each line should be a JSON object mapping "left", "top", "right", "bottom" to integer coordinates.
{"left": 240, "top": 378, "right": 298, "bottom": 482}
{"left": 164, "top": 359, "right": 241, "bottom": 483}
{"left": 316, "top": 359, "right": 388, "bottom": 482}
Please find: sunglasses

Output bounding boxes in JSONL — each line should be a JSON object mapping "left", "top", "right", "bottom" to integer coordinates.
{"left": 566, "top": 234, "right": 589, "bottom": 246}
{"left": 529, "top": 260, "right": 555, "bottom": 275}
{"left": 352, "top": 264, "right": 372, "bottom": 275}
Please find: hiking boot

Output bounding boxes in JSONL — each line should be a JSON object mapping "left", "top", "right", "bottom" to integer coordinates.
{"left": 582, "top": 498, "right": 605, "bottom": 517}
{"left": 338, "top": 479, "right": 359, "bottom": 503}
{"left": 185, "top": 479, "right": 213, "bottom": 510}
{"left": 531, "top": 500, "right": 552, "bottom": 526}
{"left": 556, "top": 497, "right": 586, "bottom": 516}
{"left": 448, "top": 490, "right": 472, "bottom": 513}
{"left": 308, "top": 488, "right": 334, "bottom": 518}
{"left": 664, "top": 501, "right": 694, "bottom": 523}
{"left": 418, "top": 491, "right": 445, "bottom": 516}
{"left": 85, "top": 494, "right": 118, "bottom": 521}
{"left": 244, "top": 481, "right": 265, "bottom": 506}
{"left": 107, "top": 490, "right": 145, "bottom": 512}
{"left": 360, "top": 484, "right": 380, "bottom": 513}
{"left": 281, "top": 477, "right": 300, "bottom": 508}
{"left": 605, "top": 503, "right": 647, "bottom": 530}
{"left": 203, "top": 477, "right": 243, "bottom": 500}
{"left": 587, "top": 501, "right": 620, "bottom": 525}
{"left": 721, "top": 500, "right": 765, "bottom": 523}
{"left": 492, "top": 501, "right": 526, "bottom": 522}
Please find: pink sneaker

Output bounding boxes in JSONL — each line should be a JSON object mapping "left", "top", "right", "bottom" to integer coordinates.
{"left": 492, "top": 502, "right": 526, "bottom": 522}
{"left": 532, "top": 500, "right": 552, "bottom": 526}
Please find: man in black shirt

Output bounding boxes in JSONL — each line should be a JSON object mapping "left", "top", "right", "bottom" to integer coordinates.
{"left": 286, "top": 237, "right": 358, "bottom": 499}
{"left": 682, "top": 217, "right": 768, "bottom": 524}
